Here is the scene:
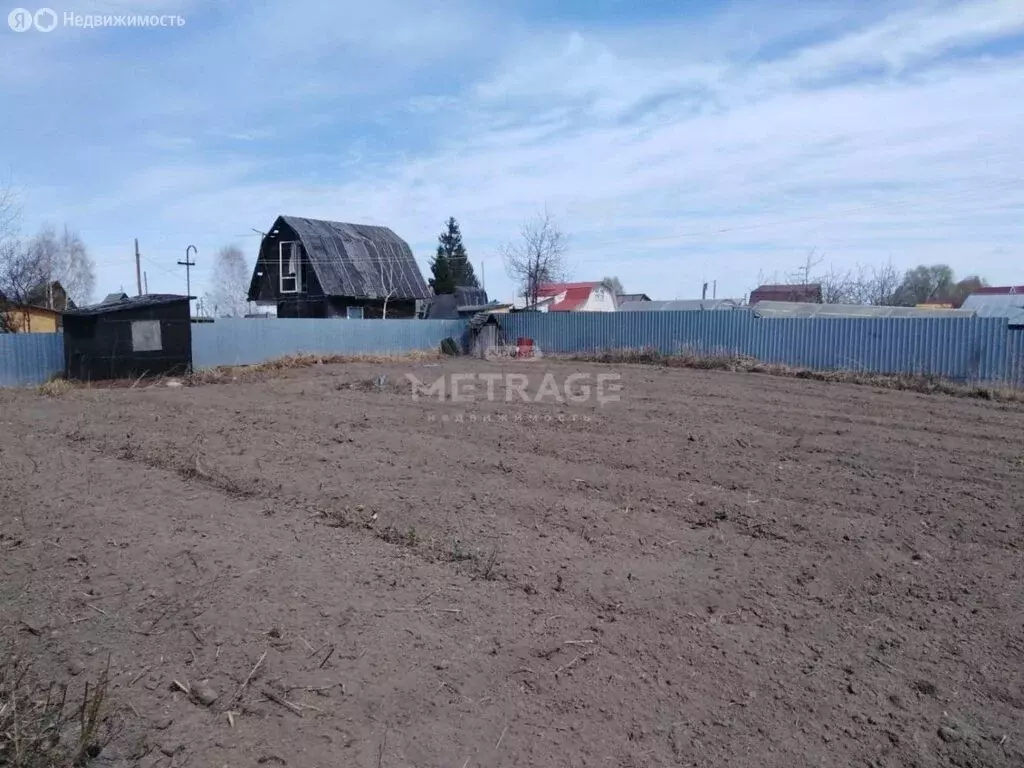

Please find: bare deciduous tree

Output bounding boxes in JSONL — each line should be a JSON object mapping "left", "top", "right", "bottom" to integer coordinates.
{"left": 861, "top": 262, "right": 902, "bottom": 306}
{"left": 815, "top": 260, "right": 904, "bottom": 306}
{"left": 0, "top": 181, "right": 18, "bottom": 244}
{"left": 502, "top": 209, "right": 568, "bottom": 308}
{"left": 57, "top": 226, "right": 94, "bottom": 305}
{"left": 0, "top": 184, "right": 33, "bottom": 332}
{"left": 203, "top": 245, "right": 250, "bottom": 317}
{"left": 0, "top": 184, "right": 96, "bottom": 327}
{"left": 818, "top": 265, "right": 854, "bottom": 304}
{"left": 26, "top": 225, "right": 96, "bottom": 307}
{"left": 0, "top": 240, "right": 47, "bottom": 332}
{"left": 789, "top": 248, "right": 824, "bottom": 285}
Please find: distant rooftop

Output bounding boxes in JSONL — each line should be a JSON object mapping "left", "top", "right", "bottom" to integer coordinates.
{"left": 618, "top": 299, "right": 742, "bottom": 312}
{"left": 752, "top": 301, "right": 976, "bottom": 319}
{"left": 750, "top": 283, "right": 822, "bottom": 304}
{"left": 968, "top": 285, "right": 1024, "bottom": 295}
{"left": 961, "top": 293, "right": 1024, "bottom": 325}
{"left": 616, "top": 292, "right": 651, "bottom": 303}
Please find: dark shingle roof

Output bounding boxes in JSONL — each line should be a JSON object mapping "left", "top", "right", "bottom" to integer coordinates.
{"left": 616, "top": 292, "right": 651, "bottom": 303}
{"left": 65, "top": 294, "right": 191, "bottom": 316}
{"left": 276, "top": 216, "right": 430, "bottom": 300}
{"left": 426, "top": 294, "right": 458, "bottom": 319}
{"left": 426, "top": 286, "right": 490, "bottom": 319}
{"left": 454, "top": 286, "right": 487, "bottom": 306}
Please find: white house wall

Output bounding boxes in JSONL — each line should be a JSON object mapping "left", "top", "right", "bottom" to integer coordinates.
{"left": 581, "top": 286, "right": 617, "bottom": 312}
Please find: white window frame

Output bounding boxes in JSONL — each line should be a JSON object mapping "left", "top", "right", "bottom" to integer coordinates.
{"left": 279, "top": 241, "right": 302, "bottom": 294}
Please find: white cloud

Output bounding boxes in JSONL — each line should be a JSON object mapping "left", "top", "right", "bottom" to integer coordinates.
{"left": 4, "top": 0, "right": 1024, "bottom": 301}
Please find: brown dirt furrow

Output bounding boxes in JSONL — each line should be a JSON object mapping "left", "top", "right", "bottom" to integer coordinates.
{"left": 1, "top": 358, "right": 1021, "bottom": 767}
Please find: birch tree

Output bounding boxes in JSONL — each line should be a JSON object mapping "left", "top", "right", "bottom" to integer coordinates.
{"left": 204, "top": 245, "right": 250, "bottom": 317}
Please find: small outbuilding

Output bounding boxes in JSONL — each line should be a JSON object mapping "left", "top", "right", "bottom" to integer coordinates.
{"left": 63, "top": 294, "right": 193, "bottom": 381}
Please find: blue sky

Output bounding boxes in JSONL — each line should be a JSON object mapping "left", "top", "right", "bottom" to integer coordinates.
{"left": 1, "top": 0, "right": 1023, "bottom": 303}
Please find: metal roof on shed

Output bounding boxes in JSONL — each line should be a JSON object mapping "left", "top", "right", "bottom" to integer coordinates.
{"left": 961, "top": 293, "right": 1024, "bottom": 325}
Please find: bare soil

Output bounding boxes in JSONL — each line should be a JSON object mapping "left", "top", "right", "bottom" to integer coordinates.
{"left": 1, "top": 358, "right": 1022, "bottom": 767}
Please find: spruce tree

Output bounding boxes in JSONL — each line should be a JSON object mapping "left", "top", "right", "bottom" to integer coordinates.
{"left": 431, "top": 218, "right": 478, "bottom": 293}
{"left": 429, "top": 248, "right": 453, "bottom": 294}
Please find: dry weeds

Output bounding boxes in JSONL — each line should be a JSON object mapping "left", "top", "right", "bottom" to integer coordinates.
{"left": 564, "top": 347, "right": 1024, "bottom": 402}
{"left": 0, "top": 654, "right": 115, "bottom": 767}
{"left": 187, "top": 351, "right": 441, "bottom": 386}
{"left": 36, "top": 378, "right": 73, "bottom": 398}
{"left": 316, "top": 506, "right": 500, "bottom": 578}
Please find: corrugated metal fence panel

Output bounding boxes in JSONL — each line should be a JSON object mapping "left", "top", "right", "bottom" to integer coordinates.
{"left": 500, "top": 313, "right": 1023, "bottom": 386}
{"left": 503, "top": 311, "right": 751, "bottom": 355}
{"left": 1008, "top": 329, "right": 1024, "bottom": 388}
{"left": 192, "top": 318, "right": 465, "bottom": 369}
{"left": 5, "top": 316, "right": 1022, "bottom": 388}
{"left": 0, "top": 333, "right": 65, "bottom": 386}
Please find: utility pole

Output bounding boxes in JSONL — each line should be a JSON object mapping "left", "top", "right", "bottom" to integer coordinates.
{"left": 143, "top": 271, "right": 149, "bottom": 295}
{"left": 135, "top": 238, "right": 142, "bottom": 296}
{"left": 702, "top": 282, "right": 708, "bottom": 300}
{"left": 178, "top": 245, "right": 197, "bottom": 315}
{"left": 713, "top": 280, "right": 717, "bottom": 300}
{"left": 482, "top": 260, "right": 486, "bottom": 292}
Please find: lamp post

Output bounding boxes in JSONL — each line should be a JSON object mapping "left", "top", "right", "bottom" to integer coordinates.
{"left": 178, "top": 245, "right": 197, "bottom": 315}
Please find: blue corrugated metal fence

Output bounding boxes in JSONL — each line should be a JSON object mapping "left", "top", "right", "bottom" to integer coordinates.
{"left": 191, "top": 318, "right": 465, "bottom": 369}
{"left": 500, "top": 312, "right": 1024, "bottom": 388}
{"left": 0, "top": 333, "right": 64, "bottom": 386}
{"left": 2, "top": 314, "right": 1023, "bottom": 387}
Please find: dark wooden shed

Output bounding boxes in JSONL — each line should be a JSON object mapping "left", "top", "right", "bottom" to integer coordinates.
{"left": 62, "top": 294, "right": 193, "bottom": 381}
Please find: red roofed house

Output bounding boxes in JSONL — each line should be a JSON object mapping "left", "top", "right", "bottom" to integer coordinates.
{"left": 519, "top": 282, "right": 618, "bottom": 312}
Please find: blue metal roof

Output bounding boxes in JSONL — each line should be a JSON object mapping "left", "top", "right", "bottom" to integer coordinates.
{"left": 962, "top": 294, "right": 1024, "bottom": 326}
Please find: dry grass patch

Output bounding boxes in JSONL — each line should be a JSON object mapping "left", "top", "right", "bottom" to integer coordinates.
{"left": 187, "top": 351, "right": 441, "bottom": 386}
{"left": 564, "top": 347, "right": 1024, "bottom": 402}
{"left": 36, "top": 378, "right": 73, "bottom": 398}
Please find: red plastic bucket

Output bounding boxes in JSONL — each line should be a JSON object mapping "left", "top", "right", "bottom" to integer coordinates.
{"left": 516, "top": 337, "right": 534, "bottom": 358}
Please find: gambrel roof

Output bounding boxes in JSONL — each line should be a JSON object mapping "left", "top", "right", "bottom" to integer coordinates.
{"left": 249, "top": 216, "right": 430, "bottom": 301}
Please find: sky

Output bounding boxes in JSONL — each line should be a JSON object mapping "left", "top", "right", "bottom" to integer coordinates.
{"left": 1, "top": 0, "right": 1022, "bottom": 304}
